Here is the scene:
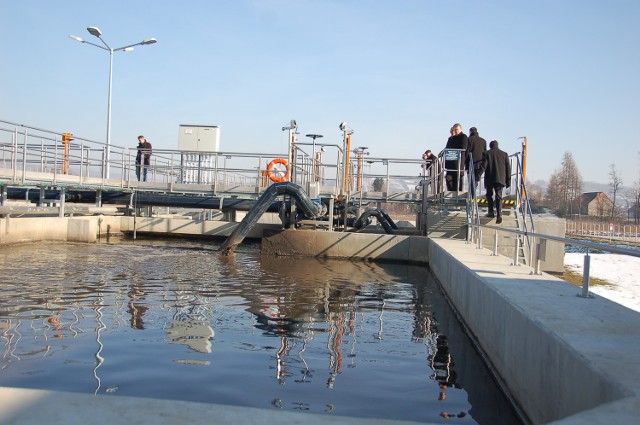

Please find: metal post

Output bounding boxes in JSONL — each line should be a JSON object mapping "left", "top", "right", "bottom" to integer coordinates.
{"left": 40, "top": 138, "right": 45, "bottom": 172}
{"left": 533, "top": 239, "right": 543, "bottom": 275}
{"left": 58, "top": 187, "right": 66, "bottom": 218}
{"left": 493, "top": 231, "right": 498, "bottom": 256}
{"left": 102, "top": 147, "right": 107, "bottom": 180}
{"left": 80, "top": 141, "right": 85, "bottom": 181}
{"left": 22, "top": 129, "right": 28, "bottom": 184}
{"left": 12, "top": 130, "right": 18, "bottom": 181}
{"left": 579, "top": 248, "right": 594, "bottom": 298}
{"left": 512, "top": 235, "right": 520, "bottom": 266}
{"left": 53, "top": 134, "right": 58, "bottom": 184}
{"left": 104, "top": 48, "right": 114, "bottom": 179}
{"left": 213, "top": 153, "right": 219, "bottom": 193}
{"left": 328, "top": 197, "right": 334, "bottom": 232}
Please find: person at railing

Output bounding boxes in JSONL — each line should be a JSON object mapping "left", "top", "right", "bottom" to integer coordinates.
{"left": 421, "top": 149, "right": 437, "bottom": 175}
{"left": 444, "top": 123, "right": 468, "bottom": 191}
{"left": 135, "top": 135, "right": 153, "bottom": 182}
{"left": 465, "top": 126, "right": 487, "bottom": 198}
{"left": 422, "top": 149, "right": 441, "bottom": 194}
{"left": 482, "top": 140, "right": 511, "bottom": 224}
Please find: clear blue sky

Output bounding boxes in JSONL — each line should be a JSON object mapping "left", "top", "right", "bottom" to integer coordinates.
{"left": 1, "top": 0, "right": 638, "bottom": 186}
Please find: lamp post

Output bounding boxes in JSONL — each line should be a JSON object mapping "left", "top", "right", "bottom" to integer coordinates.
{"left": 69, "top": 27, "right": 157, "bottom": 179}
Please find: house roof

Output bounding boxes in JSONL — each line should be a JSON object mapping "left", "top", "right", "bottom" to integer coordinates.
{"left": 581, "top": 192, "right": 611, "bottom": 204}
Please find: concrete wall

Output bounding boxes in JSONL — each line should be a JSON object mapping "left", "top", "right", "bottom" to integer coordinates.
{"left": 0, "top": 216, "right": 123, "bottom": 245}
{"left": 261, "top": 229, "right": 429, "bottom": 264}
{"left": 425, "top": 210, "right": 566, "bottom": 273}
{"left": 0, "top": 215, "right": 279, "bottom": 245}
{"left": 120, "top": 216, "right": 280, "bottom": 239}
{"left": 478, "top": 216, "right": 566, "bottom": 273}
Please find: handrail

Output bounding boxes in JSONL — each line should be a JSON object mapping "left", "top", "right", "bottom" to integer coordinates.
{"left": 470, "top": 220, "right": 640, "bottom": 298}
{"left": 1, "top": 119, "right": 429, "bottom": 205}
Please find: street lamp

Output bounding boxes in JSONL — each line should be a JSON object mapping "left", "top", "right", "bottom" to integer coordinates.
{"left": 69, "top": 27, "right": 157, "bottom": 179}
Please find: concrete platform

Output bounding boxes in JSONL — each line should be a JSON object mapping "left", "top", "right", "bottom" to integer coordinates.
{"left": 0, "top": 387, "right": 428, "bottom": 425}
{"left": 427, "top": 238, "right": 640, "bottom": 424}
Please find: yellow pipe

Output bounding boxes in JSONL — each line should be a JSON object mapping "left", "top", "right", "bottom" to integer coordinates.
{"left": 343, "top": 134, "right": 352, "bottom": 194}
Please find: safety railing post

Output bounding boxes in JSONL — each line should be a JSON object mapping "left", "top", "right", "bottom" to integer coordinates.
{"left": 578, "top": 249, "right": 594, "bottom": 298}
{"left": 58, "top": 187, "right": 65, "bottom": 218}
{"left": 102, "top": 147, "right": 107, "bottom": 180}
{"left": 12, "top": 130, "right": 18, "bottom": 181}
{"left": 53, "top": 134, "right": 58, "bottom": 184}
{"left": 533, "top": 238, "right": 542, "bottom": 275}
{"left": 492, "top": 230, "right": 499, "bottom": 256}
{"left": 213, "top": 153, "right": 219, "bottom": 193}
{"left": 512, "top": 234, "right": 520, "bottom": 266}
{"left": 80, "top": 141, "right": 85, "bottom": 181}
{"left": 22, "top": 129, "right": 28, "bottom": 183}
{"left": 40, "top": 138, "right": 45, "bottom": 172}
{"left": 170, "top": 152, "right": 175, "bottom": 184}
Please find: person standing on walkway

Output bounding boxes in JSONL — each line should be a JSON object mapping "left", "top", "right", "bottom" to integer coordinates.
{"left": 135, "top": 135, "right": 152, "bottom": 182}
{"left": 444, "top": 123, "right": 468, "bottom": 191}
{"left": 482, "top": 140, "right": 511, "bottom": 224}
{"left": 466, "top": 127, "right": 487, "bottom": 198}
{"left": 421, "top": 149, "right": 438, "bottom": 176}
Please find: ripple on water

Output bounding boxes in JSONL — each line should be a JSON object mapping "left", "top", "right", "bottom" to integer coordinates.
{"left": 0, "top": 240, "right": 521, "bottom": 425}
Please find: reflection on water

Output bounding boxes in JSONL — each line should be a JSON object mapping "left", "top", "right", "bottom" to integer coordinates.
{"left": 0, "top": 239, "right": 520, "bottom": 424}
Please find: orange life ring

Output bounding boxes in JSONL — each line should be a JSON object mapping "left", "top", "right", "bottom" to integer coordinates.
{"left": 267, "top": 158, "right": 289, "bottom": 182}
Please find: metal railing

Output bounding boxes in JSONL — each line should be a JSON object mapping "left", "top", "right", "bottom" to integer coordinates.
{"left": 567, "top": 220, "right": 640, "bottom": 243}
{"left": 470, "top": 222, "right": 640, "bottom": 298}
{"left": 1, "top": 119, "right": 430, "bottom": 205}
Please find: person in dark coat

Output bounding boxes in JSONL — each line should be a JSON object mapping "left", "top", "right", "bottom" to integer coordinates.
{"left": 482, "top": 140, "right": 511, "bottom": 224}
{"left": 421, "top": 149, "right": 441, "bottom": 194}
{"left": 465, "top": 127, "right": 487, "bottom": 197}
{"left": 421, "top": 149, "right": 438, "bottom": 176}
{"left": 135, "top": 135, "right": 153, "bottom": 182}
{"left": 444, "top": 123, "right": 468, "bottom": 191}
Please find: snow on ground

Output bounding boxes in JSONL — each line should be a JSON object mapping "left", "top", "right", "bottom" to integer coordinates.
{"left": 564, "top": 253, "right": 640, "bottom": 312}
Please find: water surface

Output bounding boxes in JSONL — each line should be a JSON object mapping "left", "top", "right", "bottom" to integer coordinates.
{"left": 0, "top": 239, "right": 520, "bottom": 424}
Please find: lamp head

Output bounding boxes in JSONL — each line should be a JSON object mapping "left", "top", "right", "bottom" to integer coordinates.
{"left": 87, "top": 26, "right": 102, "bottom": 37}
{"left": 69, "top": 34, "right": 84, "bottom": 42}
{"left": 142, "top": 38, "right": 157, "bottom": 45}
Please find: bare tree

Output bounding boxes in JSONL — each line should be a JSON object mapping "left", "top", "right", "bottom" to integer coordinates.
{"left": 632, "top": 183, "right": 640, "bottom": 224}
{"left": 526, "top": 181, "right": 546, "bottom": 210}
{"left": 545, "top": 152, "right": 583, "bottom": 217}
{"left": 609, "top": 164, "right": 623, "bottom": 222}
